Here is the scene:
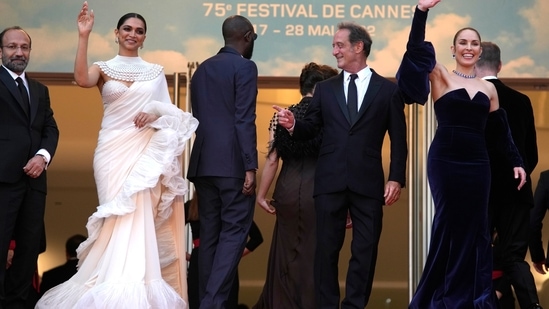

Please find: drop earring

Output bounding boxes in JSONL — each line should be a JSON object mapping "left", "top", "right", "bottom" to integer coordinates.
{"left": 452, "top": 54, "right": 455, "bottom": 59}
{"left": 115, "top": 38, "right": 119, "bottom": 44}
{"left": 140, "top": 44, "right": 144, "bottom": 49}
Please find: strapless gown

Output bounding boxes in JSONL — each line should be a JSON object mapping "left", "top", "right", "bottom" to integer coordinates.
{"left": 409, "top": 88, "right": 498, "bottom": 308}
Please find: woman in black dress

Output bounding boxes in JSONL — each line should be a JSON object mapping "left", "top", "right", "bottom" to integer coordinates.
{"left": 253, "top": 63, "right": 338, "bottom": 309}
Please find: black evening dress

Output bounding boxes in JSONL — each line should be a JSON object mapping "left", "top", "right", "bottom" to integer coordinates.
{"left": 409, "top": 88, "right": 498, "bottom": 308}
{"left": 253, "top": 97, "right": 318, "bottom": 309}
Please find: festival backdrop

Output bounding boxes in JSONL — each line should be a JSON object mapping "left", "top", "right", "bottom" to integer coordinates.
{"left": 1, "top": 0, "right": 547, "bottom": 77}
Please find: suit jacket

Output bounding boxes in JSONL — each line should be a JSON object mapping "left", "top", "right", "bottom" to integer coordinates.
{"left": 529, "top": 170, "right": 549, "bottom": 264}
{"left": 293, "top": 71, "right": 407, "bottom": 201}
{"left": 0, "top": 66, "right": 59, "bottom": 192}
{"left": 485, "top": 78, "right": 538, "bottom": 206}
{"left": 38, "top": 259, "right": 78, "bottom": 296}
{"left": 187, "top": 46, "right": 258, "bottom": 180}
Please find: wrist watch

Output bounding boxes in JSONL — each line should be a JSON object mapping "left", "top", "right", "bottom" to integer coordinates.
{"left": 36, "top": 154, "right": 48, "bottom": 165}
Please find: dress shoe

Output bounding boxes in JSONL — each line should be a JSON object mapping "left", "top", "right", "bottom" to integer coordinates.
{"left": 528, "top": 304, "right": 543, "bottom": 309}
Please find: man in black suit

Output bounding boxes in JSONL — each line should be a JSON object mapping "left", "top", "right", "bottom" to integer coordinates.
{"left": 476, "top": 42, "right": 541, "bottom": 309}
{"left": 530, "top": 170, "right": 549, "bottom": 274}
{"left": 0, "top": 26, "right": 59, "bottom": 309}
{"left": 187, "top": 15, "right": 258, "bottom": 309}
{"left": 275, "top": 21, "right": 407, "bottom": 309}
{"left": 38, "top": 234, "right": 86, "bottom": 297}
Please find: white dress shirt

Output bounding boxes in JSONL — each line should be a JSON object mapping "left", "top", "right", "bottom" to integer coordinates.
{"left": 343, "top": 66, "right": 372, "bottom": 111}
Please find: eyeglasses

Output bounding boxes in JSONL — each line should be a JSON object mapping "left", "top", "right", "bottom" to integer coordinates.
{"left": 1, "top": 45, "right": 31, "bottom": 52}
{"left": 244, "top": 31, "right": 258, "bottom": 41}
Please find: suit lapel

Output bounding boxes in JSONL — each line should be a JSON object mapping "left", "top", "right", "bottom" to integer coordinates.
{"left": 0, "top": 66, "right": 31, "bottom": 118}
{"left": 330, "top": 73, "right": 352, "bottom": 124}
{"left": 329, "top": 70, "right": 384, "bottom": 126}
{"left": 27, "top": 78, "right": 38, "bottom": 122}
{"left": 356, "top": 72, "right": 382, "bottom": 122}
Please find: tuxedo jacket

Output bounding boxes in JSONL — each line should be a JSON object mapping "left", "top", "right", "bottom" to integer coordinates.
{"left": 486, "top": 78, "right": 538, "bottom": 206}
{"left": 0, "top": 66, "right": 59, "bottom": 192}
{"left": 293, "top": 71, "right": 407, "bottom": 201}
{"left": 529, "top": 170, "right": 549, "bottom": 264}
{"left": 187, "top": 46, "right": 258, "bottom": 180}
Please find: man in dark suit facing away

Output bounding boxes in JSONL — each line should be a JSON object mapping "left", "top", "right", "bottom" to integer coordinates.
{"left": 275, "top": 21, "right": 407, "bottom": 309}
{"left": 476, "top": 41, "right": 541, "bottom": 309}
{"left": 187, "top": 15, "right": 258, "bottom": 309}
{"left": 39, "top": 234, "right": 86, "bottom": 297}
{"left": 0, "top": 26, "right": 59, "bottom": 309}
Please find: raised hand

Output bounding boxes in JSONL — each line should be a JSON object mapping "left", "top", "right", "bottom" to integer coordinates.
{"left": 418, "top": 0, "right": 441, "bottom": 11}
{"left": 77, "top": 1, "right": 94, "bottom": 36}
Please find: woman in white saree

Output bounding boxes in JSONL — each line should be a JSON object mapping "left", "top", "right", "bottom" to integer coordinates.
{"left": 36, "top": 2, "right": 197, "bottom": 308}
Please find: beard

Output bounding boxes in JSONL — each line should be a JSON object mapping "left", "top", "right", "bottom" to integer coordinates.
{"left": 2, "top": 55, "right": 28, "bottom": 73}
{"left": 243, "top": 42, "right": 254, "bottom": 60}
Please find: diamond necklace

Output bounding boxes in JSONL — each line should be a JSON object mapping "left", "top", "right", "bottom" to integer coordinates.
{"left": 452, "top": 70, "right": 476, "bottom": 79}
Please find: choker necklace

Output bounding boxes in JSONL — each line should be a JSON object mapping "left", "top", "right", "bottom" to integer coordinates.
{"left": 452, "top": 70, "right": 476, "bottom": 79}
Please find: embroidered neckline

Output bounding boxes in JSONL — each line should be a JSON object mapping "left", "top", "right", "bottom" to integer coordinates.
{"left": 94, "top": 55, "right": 163, "bottom": 82}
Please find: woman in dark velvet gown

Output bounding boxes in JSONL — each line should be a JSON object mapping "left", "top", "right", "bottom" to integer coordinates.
{"left": 253, "top": 63, "right": 338, "bottom": 309}
{"left": 398, "top": 1, "right": 527, "bottom": 308}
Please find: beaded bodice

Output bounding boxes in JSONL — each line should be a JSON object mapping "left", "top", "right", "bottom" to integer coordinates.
{"left": 94, "top": 55, "right": 163, "bottom": 82}
{"left": 270, "top": 97, "right": 322, "bottom": 160}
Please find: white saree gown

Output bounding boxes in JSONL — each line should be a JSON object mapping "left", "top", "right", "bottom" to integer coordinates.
{"left": 36, "top": 56, "right": 198, "bottom": 309}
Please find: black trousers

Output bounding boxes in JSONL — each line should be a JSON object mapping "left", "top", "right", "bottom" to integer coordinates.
{"left": 0, "top": 179, "right": 46, "bottom": 309}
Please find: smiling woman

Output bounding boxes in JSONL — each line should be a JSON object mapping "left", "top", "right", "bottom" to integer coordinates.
{"left": 398, "top": 1, "right": 528, "bottom": 308}
{"left": 34, "top": 2, "right": 198, "bottom": 308}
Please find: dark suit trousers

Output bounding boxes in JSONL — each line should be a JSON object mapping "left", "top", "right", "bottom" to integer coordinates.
{"left": 193, "top": 177, "right": 254, "bottom": 309}
{"left": 0, "top": 179, "right": 45, "bottom": 309}
{"left": 188, "top": 247, "right": 240, "bottom": 309}
{"left": 491, "top": 200, "right": 539, "bottom": 308}
{"left": 314, "top": 190, "right": 383, "bottom": 309}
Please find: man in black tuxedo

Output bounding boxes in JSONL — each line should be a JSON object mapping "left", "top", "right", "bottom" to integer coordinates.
{"left": 476, "top": 42, "right": 541, "bottom": 309}
{"left": 38, "top": 234, "right": 86, "bottom": 297}
{"left": 187, "top": 15, "right": 258, "bottom": 309}
{"left": 0, "top": 26, "right": 59, "bottom": 309}
{"left": 275, "top": 21, "right": 407, "bottom": 309}
{"left": 530, "top": 170, "right": 549, "bottom": 274}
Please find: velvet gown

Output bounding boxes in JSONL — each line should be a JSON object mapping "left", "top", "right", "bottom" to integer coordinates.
{"left": 409, "top": 88, "right": 498, "bottom": 308}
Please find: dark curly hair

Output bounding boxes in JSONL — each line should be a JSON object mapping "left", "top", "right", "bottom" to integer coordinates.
{"left": 269, "top": 62, "right": 338, "bottom": 160}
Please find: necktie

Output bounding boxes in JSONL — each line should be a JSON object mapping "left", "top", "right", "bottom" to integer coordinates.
{"left": 347, "top": 74, "right": 358, "bottom": 122}
{"left": 16, "top": 77, "right": 30, "bottom": 117}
